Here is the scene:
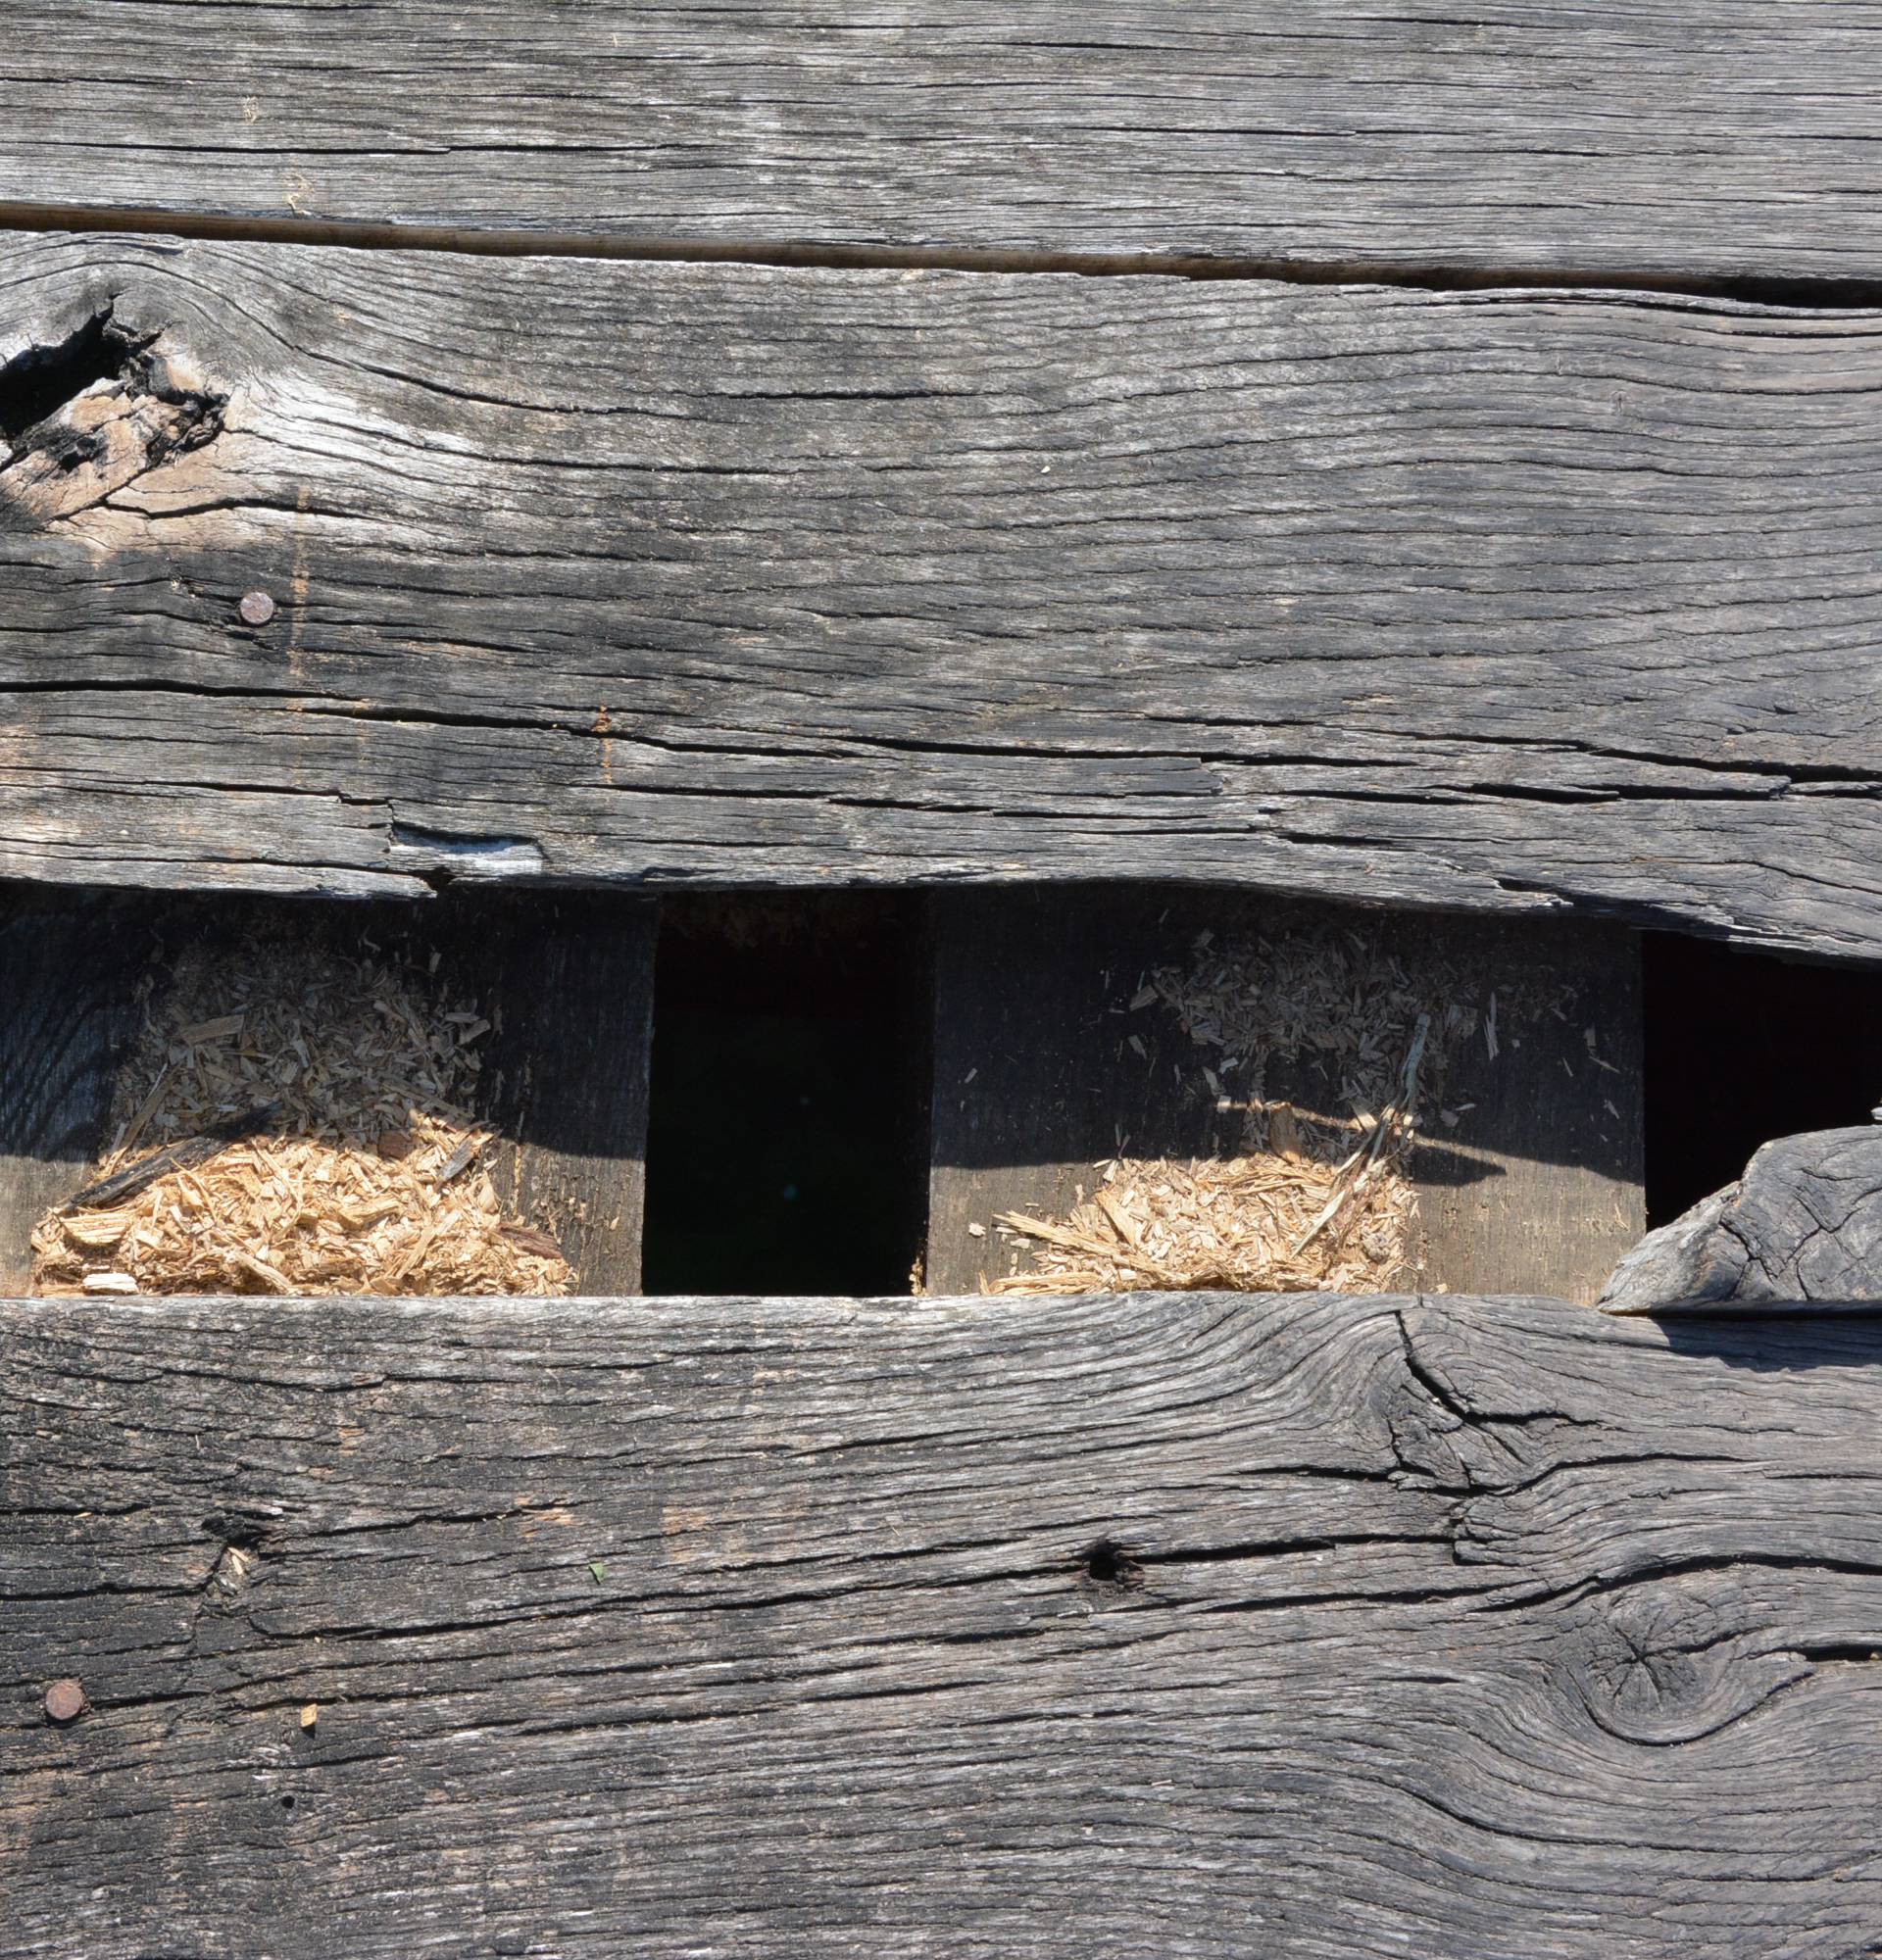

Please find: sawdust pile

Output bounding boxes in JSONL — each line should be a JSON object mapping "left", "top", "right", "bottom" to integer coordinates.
{"left": 30, "top": 936, "right": 571, "bottom": 1298}
{"left": 990, "top": 921, "right": 1484, "bottom": 1296}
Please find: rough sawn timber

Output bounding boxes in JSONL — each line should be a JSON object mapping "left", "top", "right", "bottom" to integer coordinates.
{"left": 4, "top": 233, "right": 1882, "bottom": 956}
{"left": 0, "top": 888, "right": 658, "bottom": 1294}
{"left": 4, "top": 4, "right": 1882, "bottom": 283}
{"left": 6, "top": 1290, "right": 1882, "bottom": 1957}
{"left": 1603, "top": 1124, "right": 1882, "bottom": 1310}
{"left": 0, "top": 891, "right": 149, "bottom": 1291}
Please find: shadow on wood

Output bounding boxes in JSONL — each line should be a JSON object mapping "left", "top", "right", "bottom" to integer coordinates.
{"left": 927, "top": 889, "right": 1643, "bottom": 1300}
{"left": 0, "top": 887, "right": 656, "bottom": 1292}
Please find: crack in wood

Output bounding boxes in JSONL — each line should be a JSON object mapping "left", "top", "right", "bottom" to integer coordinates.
{"left": 8, "top": 1291, "right": 1882, "bottom": 1953}
{"left": 12, "top": 197, "right": 1882, "bottom": 310}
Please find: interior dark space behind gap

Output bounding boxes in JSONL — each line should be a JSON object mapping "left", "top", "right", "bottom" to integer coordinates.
{"left": 642, "top": 895, "right": 928, "bottom": 1296}
{"left": 0, "top": 312, "right": 127, "bottom": 441}
{"left": 1642, "top": 932, "right": 1882, "bottom": 1227}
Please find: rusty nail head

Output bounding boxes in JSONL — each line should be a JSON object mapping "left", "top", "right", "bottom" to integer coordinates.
{"left": 44, "top": 1679, "right": 87, "bottom": 1725}
{"left": 238, "top": 590, "right": 276, "bottom": 627}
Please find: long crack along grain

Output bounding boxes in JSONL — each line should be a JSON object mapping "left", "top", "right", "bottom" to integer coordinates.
{"left": 30, "top": 932, "right": 570, "bottom": 1298}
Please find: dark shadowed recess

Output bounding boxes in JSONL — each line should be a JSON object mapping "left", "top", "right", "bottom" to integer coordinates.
{"left": 1642, "top": 932, "right": 1882, "bottom": 1227}
{"left": 10, "top": 880, "right": 1882, "bottom": 1295}
{"left": 0, "top": 307, "right": 128, "bottom": 441}
{"left": 641, "top": 893, "right": 929, "bottom": 1297}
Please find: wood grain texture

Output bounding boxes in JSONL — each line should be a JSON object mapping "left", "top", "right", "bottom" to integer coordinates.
{"left": 926, "top": 890, "right": 1642, "bottom": 1299}
{"left": 0, "top": 890, "right": 152, "bottom": 1288}
{"left": 3, "top": 4, "right": 1882, "bottom": 282}
{"left": 1602, "top": 1124, "right": 1882, "bottom": 1309}
{"left": 6, "top": 1289, "right": 1882, "bottom": 1957}
{"left": 927, "top": 887, "right": 1234, "bottom": 1294}
{"left": 3, "top": 234, "right": 1882, "bottom": 953}
{"left": 1410, "top": 916, "right": 1644, "bottom": 1302}
{"left": 426, "top": 894, "right": 657, "bottom": 1294}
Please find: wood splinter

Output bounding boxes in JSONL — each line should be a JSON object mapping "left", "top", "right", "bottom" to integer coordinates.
{"left": 65, "top": 1102, "right": 281, "bottom": 1210}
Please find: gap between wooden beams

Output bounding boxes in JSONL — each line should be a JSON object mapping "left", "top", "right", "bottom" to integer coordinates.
{"left": 3, "top": 199, "right": 1882, "bottom": 310}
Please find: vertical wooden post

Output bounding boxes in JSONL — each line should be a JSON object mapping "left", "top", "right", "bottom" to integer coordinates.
{"left": 925, "top": 889, "right": 1234, "bottom": 1296}
{"left": 0, "top": 888, "right": 656, "bottom": 1296}
{"left": 926, "top": 890, "right": 1644, "bottom": 1302}
{"left": 0, "top": 890, "right": 152, "bottom": 1291}
{"left": 430, "top": 893, "right": 657, "bottom": 1294}
{"left": 1407, "top": 918, "right": 1644, "bottom": 1302}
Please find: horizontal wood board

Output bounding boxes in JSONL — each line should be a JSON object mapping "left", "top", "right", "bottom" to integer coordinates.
{"left": 3, "top": 236, "right": 1881, "bottom": 954}
{"left": 4, "top": 5, "right": 1882, "bottom": 281}
{"left": 6, "top": 1290, "right": 1882, "bottom": 1956}
{"left": 1603, "top": 1124, "right": 1882, "bottom": 1309}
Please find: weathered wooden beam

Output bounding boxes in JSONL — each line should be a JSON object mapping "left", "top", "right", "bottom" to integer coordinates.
{"left": 1, "top": 5, "right": 1879, "bottom": 283}
{"left": 5, "top": 1290, "right": 1882, "bottom": 1955}
{"left": 1603, "top": 1124, "right": 1882, "bottom": 1309}
{"left": 2, "top": 235, "right": 1880, "bottom": 955}
{"left": 0, "top": 890, "right": 656, "bottom": 1292}
{"left": 925, "top": 891, "right": 1643, "bottom": 1300}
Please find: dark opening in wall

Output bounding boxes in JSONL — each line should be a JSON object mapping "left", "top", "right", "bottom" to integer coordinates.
{"left": 1642, "top": 932, "right": 1882, "bottom": 1227}
{"left": 641, "top": 894, "right": 928, "bottom": 1297}
{"left": 0, "top": 311, "right": 130, "bottom": 442}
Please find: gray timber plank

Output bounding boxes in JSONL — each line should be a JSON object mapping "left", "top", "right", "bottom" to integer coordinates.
{"left": 5, "top": 1289, "right": 1882, "bottom": 1956}
{"left": 1602, "top": 1124, "right": 1882, "bottom": 1309}
{"left": 3, "top": 234, "right": 1881, "bottom": 956}
{"left": 926, "top": 891, "right": 1643, "bottom": 1300}
{"left": 3, "top": 4, "right": 1882, "bottom": 281}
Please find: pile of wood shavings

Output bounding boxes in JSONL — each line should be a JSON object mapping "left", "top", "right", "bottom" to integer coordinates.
{"left": 991, "top": 922, "right": 1481, "bottom": 1296}
{"left": 30, "top": 937, "right": 571, "bottom": 1298}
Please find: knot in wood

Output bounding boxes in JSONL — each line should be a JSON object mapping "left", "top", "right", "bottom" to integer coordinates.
{"left": 1564, "top": 1584, "right": 1805, "bottom": 1747}
{"left": 0, "top": 307, "right": 225, "bottom": 526}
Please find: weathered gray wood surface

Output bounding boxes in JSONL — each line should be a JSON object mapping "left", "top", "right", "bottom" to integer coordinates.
{"left": 3, "top": 5, "right": 1882, "bottom": 283}
{"left": 5, "top": 1290, "right": 1882, "bottom": 1957}
{"left": 1603, "top": 1125, "right": 1882, "bottom": 1310}
{"left": 3, "top": 234, "right": 1880, "bottom": 955}
{"left": 427, "top": 894, "right": 657, "bottom": 1294}
{"left": 927, "top": 891, "right": 1644, "bottom": 1301}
